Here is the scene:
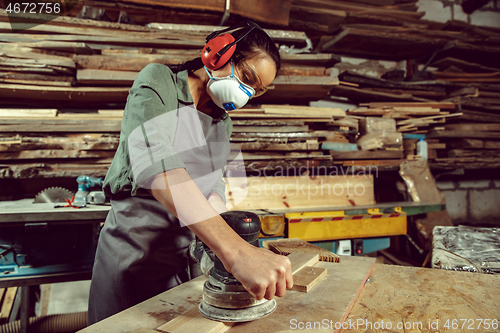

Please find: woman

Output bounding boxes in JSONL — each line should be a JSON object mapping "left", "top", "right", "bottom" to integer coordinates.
{"left": 88, "top": 21, "right": 293, "bottom": 325}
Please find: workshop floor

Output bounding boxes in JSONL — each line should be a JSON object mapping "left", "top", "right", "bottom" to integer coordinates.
{"left": 36, "top": 280, "right": 91, "bottom": 316}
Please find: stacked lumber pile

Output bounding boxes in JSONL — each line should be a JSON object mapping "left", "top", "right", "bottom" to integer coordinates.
{"left": 0, "top": 9, "right": 338, "bottom": 108}
{"left": 347, "top": 102, "right": 460, "bottom": 133}
{"left": 298, "top": 3, "right": 500, "bottom": 170}
{"left": 0, "top": 109, "right": 121, "bottom": 178}
{"left": 1, "top": 106, "right": 352, "bottom": 178}
{"left": 427, "top": 124, "right": 500, "bottom": 169}
{"left": 228, "top": 105, "right": 346, "bottom": 172}
{"left": 306, "top": 102, "right": 458, "bottom": 167}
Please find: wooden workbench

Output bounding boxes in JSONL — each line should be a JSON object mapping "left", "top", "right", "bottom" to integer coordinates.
{"left": 79, "top": 257, "right": 500, "bottom": 333}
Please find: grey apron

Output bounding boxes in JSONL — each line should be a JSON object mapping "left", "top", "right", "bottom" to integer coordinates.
{"left": 88, "top": 107, "right": 230, "bottom": 325}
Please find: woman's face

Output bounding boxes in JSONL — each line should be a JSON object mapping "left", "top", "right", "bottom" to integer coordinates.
{"left": 212, "top": 56, "right": 277, "bottom": 97}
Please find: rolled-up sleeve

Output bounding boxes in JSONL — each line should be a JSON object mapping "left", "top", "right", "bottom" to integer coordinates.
{"left": 126, "top": 76, "right": 185, "bottom": 189}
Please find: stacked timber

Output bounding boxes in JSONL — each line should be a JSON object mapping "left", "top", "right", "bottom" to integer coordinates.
{"left": 427, "top": 124, "right": 500, "bottom": 169}
{"left": 228, "top": 105, "right": 346, "bottom": 172}
{"left": 0, "top": 9, "right": 337, "bottom": 108}
{"left": 0, "top": 106, "right": 353, "bottom": 178}
{"left": 0, "top": 109, "right": 122, "bottom": 178}
{"left": 309, "top": 7, "right": 500, "bottom": 170}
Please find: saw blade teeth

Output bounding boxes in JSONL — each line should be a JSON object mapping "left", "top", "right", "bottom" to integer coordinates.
{"left": 34, "top": 186, "right": 74, "bottom": 204}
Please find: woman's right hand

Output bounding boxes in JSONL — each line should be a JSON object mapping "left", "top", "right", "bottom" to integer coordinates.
{"left": 223, "top": 242, "right": 293, "bottom": 300}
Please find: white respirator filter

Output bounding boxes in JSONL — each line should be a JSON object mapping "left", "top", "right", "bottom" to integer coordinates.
{"left": 205, "top": 60, "right": 255, "bottom": 111}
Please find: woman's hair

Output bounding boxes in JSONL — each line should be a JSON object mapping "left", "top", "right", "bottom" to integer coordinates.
{"left": 170, "top": 23, "right": 280, "bottom": 76}
{"left": 231, "top": 26, "right": 281, "bottom": 74}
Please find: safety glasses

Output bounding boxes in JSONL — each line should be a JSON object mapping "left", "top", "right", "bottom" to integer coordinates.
{"left": 234, "top": 60, "right": 268, "bottom": 98}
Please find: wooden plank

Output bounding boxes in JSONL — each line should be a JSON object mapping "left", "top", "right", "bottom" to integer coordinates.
{"left": 0, "top": 288, "right": 4, "bottom": 312}
{"left": 396, "top": 113, "right": 463, "bottom": 126}
{"left": 0, "top": 109, "right": 57, "bottom": 118}
{"left": 0, "top": 150, "right": 115, "bottom": 160}
{"left": 0, "top": 84, "right": 129, "bottom": 103}
{"left": 446, "top": 139, "right": 500, "bottom": 150}
{"left": 76, "top": 0, "right": 292, "bottom": 26}
{"left": 232, "top": 125, "right": 309, "bottom": 133}
{"left": 329, "top": 150, "right": 404, "bottom": 160}
{"left": 291, "top": 266, "right": 327, "bottom": 293}
{"left": 0, "top": 287, "right": 17, "bottom": 319}
{"left": 448, "top": 149, "right": 500, "bottom": 158}
{"left": 231, "top": 142, "right": 319, "bottom": 151}
{"left": 262, "top": 105, "right": 345, "bottom": 117}
{"left": 157, "top": 307, "right": 234, "bottom": 333}
{"left": 263, "top": 238, "right": 340, "bottom": 263}
{"left": 431, "top": 57, "right": 500, "bottom": 73}
{"left": 0, "top": 118, "right": 122, "bottom": 132}
{"left": 225, "top": 175, "right": 375, "bottom": 211}
{"left": 288, "top": 253, "right": 320, "bottom": 275}
{"left": 77, "top": 69, "right": 138, "bottom": 85}
{"left": 445, "top": 123, "right": 500, "bottom": 132}
{"left": 360, "top": 102, "right": 456, "bottom": 109}
{"left": 427, "top": 130, "right": 500, "bottom": 139}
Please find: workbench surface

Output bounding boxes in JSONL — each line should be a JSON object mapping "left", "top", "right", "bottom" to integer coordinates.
{"left": 79, "top": 256, "right": 500, "bottom": 333}
{"left": 0, "top": 198, "right": 110, "bottom": 223}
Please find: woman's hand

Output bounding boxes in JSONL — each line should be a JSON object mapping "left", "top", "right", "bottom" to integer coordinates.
{"left": 223, "top": 243, "right": 293, "bottom": 300}
{"left": 149, "top": 169, "right": 293, "bottom": 300}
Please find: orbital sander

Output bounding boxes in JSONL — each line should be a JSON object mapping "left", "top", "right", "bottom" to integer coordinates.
{"left": 198, "top": 211, "right": 277, "bottom": 322}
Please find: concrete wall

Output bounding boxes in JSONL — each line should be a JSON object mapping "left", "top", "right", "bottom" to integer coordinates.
{"left": 437, "top": 179, "right": 500, "bottom": 226}
{"left": 417, "top": 0, "right": 500, "bottom": 28}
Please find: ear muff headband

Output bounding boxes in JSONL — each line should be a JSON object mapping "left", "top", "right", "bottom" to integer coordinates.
{"left": 201, "top": 21, "right": 262, "bottom": 71}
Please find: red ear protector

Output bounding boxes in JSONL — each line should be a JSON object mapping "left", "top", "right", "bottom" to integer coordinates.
{"left": 201, "top": 21, "right": 262, "bottom": 71}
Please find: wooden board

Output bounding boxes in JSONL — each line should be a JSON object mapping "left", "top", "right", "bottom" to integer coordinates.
{"left": 292, "top": 266, "right": 327, "bottom": 293}
{"left": 445, "top": 123, "right": 500, "bottom": 132}
{"left": 224, "top": 175, "right": 375, "bottom": 211}
{"left": 329, "top": 150, "right": 404, "bottom": 160}
{"left": 157, "top": 307, "right": 233, "bottom": 333}
{"left": 345, "top": 264, "right": 500, "bottom": 333}
{"left": 427, "top": 130, "right": 500, "bottom": 139}
{"left": 446, "top": 139, "right": 500, "bottom": 150}
{"left": 288, "top": 253, "right": 320, "bottom": 275}
{"left": 263, "top": 238, "right": 340, "bottom": 263}
{"left": 0, "top": 287, "right": 17, "bottom": 319}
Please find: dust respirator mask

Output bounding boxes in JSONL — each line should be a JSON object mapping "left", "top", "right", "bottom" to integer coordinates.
{"left": 205, "top": 60, "right": 255, "bottom": 111}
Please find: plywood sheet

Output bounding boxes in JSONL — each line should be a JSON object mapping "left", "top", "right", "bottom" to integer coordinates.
{"left": 344, "top": 264, "right": 500, "bottom": 333}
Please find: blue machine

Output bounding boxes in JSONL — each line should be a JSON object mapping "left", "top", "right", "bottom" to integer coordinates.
{"left": 0, "top": 220, "right": 97, "bottom": 278}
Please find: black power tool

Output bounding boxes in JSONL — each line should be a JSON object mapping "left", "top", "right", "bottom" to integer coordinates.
{"left": 198, "top": 211, "right": 277, "bottom": 322}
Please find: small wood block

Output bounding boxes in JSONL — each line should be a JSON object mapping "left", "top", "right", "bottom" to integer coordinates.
{"left": 263, "top": 238, "right": 340, "bottom": 263}
{"left": 292, "top": 266, "right": 328, "bottom": 293}
{"left": 287, "top": 252, "right": 319, "bottom": 275}
{"left": 157, "top": 307, "right": 234, "bottom": 333}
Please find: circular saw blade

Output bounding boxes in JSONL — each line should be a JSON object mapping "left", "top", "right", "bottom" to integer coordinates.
{"left": 34, "top": 186, "right": 73, "bottom": 204}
